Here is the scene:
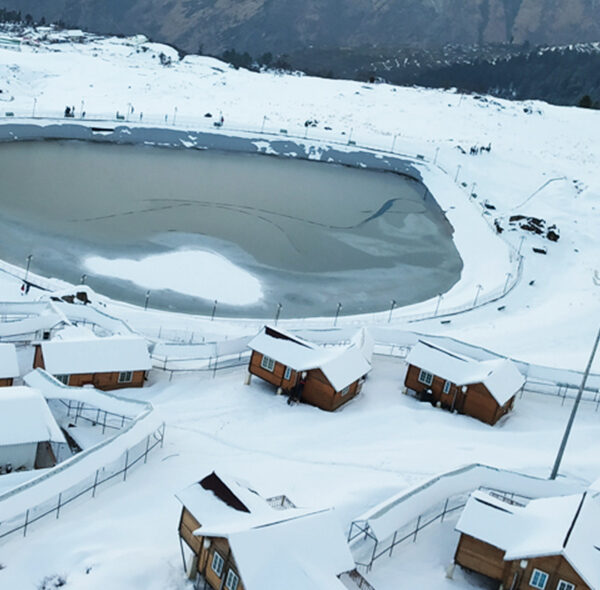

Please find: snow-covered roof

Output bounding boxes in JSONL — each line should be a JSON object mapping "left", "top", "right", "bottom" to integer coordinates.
{"left": 177, "top": 471, "right": 354, "bottom": 590}
{"left": 248, "top": 326, "right": 371, "bottom": 391}
{"left": 39, "top": 334, "right": 151, "bottom": 374}
{"left": 0, "top": 387, "right": 65, "bottom": 446}
{"left": 456, "top": 490, "right": 600, "bottom": 588}
{"left": 406, "top": 340, "right": 524, "bottom": 405}
{"left": 0, "top": 343, "right": 19, "bottom": 379}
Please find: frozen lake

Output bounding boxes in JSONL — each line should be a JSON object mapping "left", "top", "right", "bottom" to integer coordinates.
{"left": 0, "top": 141, "right": 462, "bottom": 317}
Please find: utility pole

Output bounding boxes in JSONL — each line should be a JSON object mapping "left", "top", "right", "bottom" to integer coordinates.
{"left": 550, "top": 327, "right": 600, "bottom": 479}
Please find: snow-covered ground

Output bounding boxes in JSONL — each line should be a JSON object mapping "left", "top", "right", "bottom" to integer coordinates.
{"left": 0, "top": 27, "right": 599, "bottom": 590}
{"left": 1, "top": 357, "right": 600, "bottom": 589}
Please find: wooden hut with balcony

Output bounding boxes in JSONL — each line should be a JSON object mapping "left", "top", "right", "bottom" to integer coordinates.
{"left": 246, "top": 326, "right": 372, "bottom": 411}
{"left": 176, "top": 471, "right": 355, "bottom": 590}
{"left": 404, "top": 340, "right": 524, "bottom": 425}
{"left": 453, "top": 489, "right": 598, "bottom": 590}
{"left": 33, "top": 329, "right": 151, "bottom": 391}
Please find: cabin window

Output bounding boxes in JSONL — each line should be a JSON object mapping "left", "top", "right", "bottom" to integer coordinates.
{"left": 55, "top": 374, "right": 70, "bottom": 385}
{"left": 284, "top": 366, "right": 292, "bottom": 381}
{"left": 529, "top": 569, "right": 549, "bottom": 589}
{"left": 417, "top": 369, "right": 433, "bottom": 386}
{"left": 225, "top": 569, "right": 240, "bottom": 590}
{"left": 340, "top": 385, "right": 350, "bottom": 396}
{"left": 556, "top": 581, "right": 575, "bottom": 590}
{"left": 118, "top": 371, "right": 133, "bottom": 383}
{"left": 260, "top": 355, "right": 276, "bottom": 372}
{"left": 443, "top": 380, "right": 452, "bottom": 394}
{"left": 211, "top": 551, "right": 224, "bottom": 577}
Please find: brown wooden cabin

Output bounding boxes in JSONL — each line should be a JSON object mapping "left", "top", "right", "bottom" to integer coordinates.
{"left": 33, "top": 334, "right": 151, "bottom": 391}
{"left": 246, "top": 326, "right": 372, "bottom": 411}
{"left": 453, "top": 490, "right": 597, "bottom": 590}
{"left": 176, "top": 471, "right": 355, "bottom": 590}
{"left": 404, "top": 340, "right": 524, "bottom": 425}
{"left": 0, "top": 343, "right": 19, "bottom": 387}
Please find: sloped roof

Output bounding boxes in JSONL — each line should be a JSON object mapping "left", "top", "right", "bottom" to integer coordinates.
{"left": 0, "top": 343, "right": 19, "bottom": 379}
{"left": 0, "top": 386, "right": 65, "bottom": 446}
{"left": 177, "top": 471, "right": 353, "bottom": 590}
{"left": 248, "top": 326, "right": 371, "bottom": 391}
{"left": 406, "top": 340, "right": 524, "bottom": 405}
{"left": 456, "top": 490, "right": 600, "bottom": 589}
{"left": 39, "top": 333, "right": 151, "bottom": 374}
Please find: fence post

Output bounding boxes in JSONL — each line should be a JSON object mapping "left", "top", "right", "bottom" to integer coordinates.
{"left": 123, "top": 450, "right": 129, "bottom": 481}
{"left": 144, "top": 434, "right": 150, "bottom": 463}
{"left": 56, "top": 493, "right": 62, "bottom": 519}
{"left": 92, "top": 469, "right": 99, "bottom": 497}
{"left": 388, "top": 530, "right": 398, "bottom": 557}
{"left": 441, "top": 498, "right": 449, "bottom": 522}
{"left": 23, "top": 509, "right": 29, "bottom": 537}
{"left": 413, "top": 515, "right": 421, "bottom": 542}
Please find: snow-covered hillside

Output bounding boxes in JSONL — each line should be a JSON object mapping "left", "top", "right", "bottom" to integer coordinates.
{"left": 0, "top": 28, "right": 599, "bottom": 590}
{"left": 0, "top": 28, "right": 598, "bottom": 369}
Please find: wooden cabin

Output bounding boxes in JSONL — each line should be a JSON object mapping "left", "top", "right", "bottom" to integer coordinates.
{"left": 0, "top": 343, "right": 19, "bottom": 387}
{"left": 0, "top": 386, "right": 66, "bottom": 472}
{"left": 453, "top": 490, "right": 598, "bottom": 589}
{"left": 33, "top": 331, "right": 151, "bottom": 391}
{"left": 404, "top": 340, "right": 525, "bottom": 425}
{"left": 246, "top": 326, "right": 372, "bottom": 411}
{"left": 176, "top": 471, "right": 355, "bottom": 590}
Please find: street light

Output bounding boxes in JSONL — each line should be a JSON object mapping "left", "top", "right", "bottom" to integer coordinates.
{"left": 274, "top": 302, "right": 282, "bottom": 325}
{"left": 473, "top": 284, "right": 483, "bottom": 307}
{"left": 24, "top": 254, "right": 33, "bottom": 283}
{"left": 388, "top": 299, "right": 397, "bottom": 323}
{"left": 211, "top": 300, "right": 218, "bottom": 321}
{"left": 144, "top": 290, "right": 151, "bottom": 310}
{"left": 334, "top": 302, "right": 342, "bottom": 327}
{"left": 550, "top": 328, "right": 600, "bottom": 480}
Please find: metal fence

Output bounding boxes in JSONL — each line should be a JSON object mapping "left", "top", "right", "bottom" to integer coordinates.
{"left": 0, "top": 421, "right": 165, "bottom": 542}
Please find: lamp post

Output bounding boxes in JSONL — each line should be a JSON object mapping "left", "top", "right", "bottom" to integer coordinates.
{"left": 24, "top": 254, "right": 33, "bottom": 283}
{"left": 274, "top": 302, "right": 282, "bottom": 325}
{"left": 550, "top": 328, "right": 600, "bottom": 480}
{"left": 473, "top": 284, "right": 483, "bottom": 307}
{"left": 334, "top": 302, "right": 342, "bottom": 327}
{"left": 388, "top": 299, "right": 396, "bottom": 323}
{"left": 211, "top": 300, "right": 218, "bottom": 321}
{"left": 144, "top": 290, "right": 151, "bottom": 311}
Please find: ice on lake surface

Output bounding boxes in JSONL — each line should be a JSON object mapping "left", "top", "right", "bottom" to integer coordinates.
{"left": 0, "top": 141, "right": 462, "bottom": 317}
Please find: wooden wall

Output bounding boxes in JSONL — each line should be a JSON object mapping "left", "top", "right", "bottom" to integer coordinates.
{"left": 0, "top": 378, "right": 13, "bottom": 387}
{"left": 504, "top": 554, "right": 588, "bottom": 590}
{"left": 302, "top": 369, "right": 359, "bottom": 411}
{"left": 179, "top": 509, "right": 245, "bottom": 590}
{"left": 248, "top": 351, "right": 297, "bottom": 391}
{"left": 455, "top": 533, "right": 589, "bottom": 589}
{"left": 405, "top": 364, "right": 512, "bottom": 425}
{"left": 454, "top": 533, "right": 506, "bottom": 581}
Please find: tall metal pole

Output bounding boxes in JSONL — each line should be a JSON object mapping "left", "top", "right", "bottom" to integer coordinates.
{"left": 24, "top": 254, "right": 33, "bottom": 283}
{"left": 274, "top": 302, "right": 282, "bottom": 325}
{"left": 388, "top": 300, "right": 396, "bottom": 323}
{"left": 550, "top": 327, "right": 600, "bottom": 480}
{"left": 334, "top": 302, "right": 342, "bottom": 327}
{"left": 144, "top": 290, "right": 151, "bottom": 311}
{"left": 434, "top": 293, "right": 443, "bottom": 317}
{"left": 211, "top": 300, "right": 218, "bottom": 321}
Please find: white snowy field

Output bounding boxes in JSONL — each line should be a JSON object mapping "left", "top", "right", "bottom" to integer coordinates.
{"left": 0, "top": 29, "right": 598, "bottom": 368}
{"left": 0, "top": 357, "right": 599, "bottom": 589}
